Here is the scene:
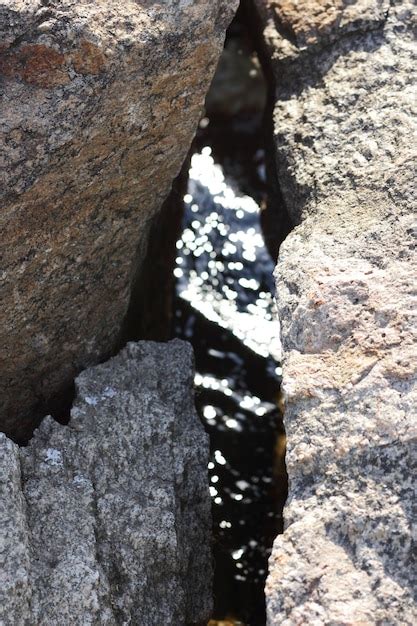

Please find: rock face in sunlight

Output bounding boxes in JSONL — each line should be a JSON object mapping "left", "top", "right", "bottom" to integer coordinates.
{"left": 0, "top": 340, "right": 212, "bottom": 625}
{"left": 254, "top": 0, "right": 417, "bottom": 623}
{"left": 0, "top": 0, "right": 238, "bottom": 440}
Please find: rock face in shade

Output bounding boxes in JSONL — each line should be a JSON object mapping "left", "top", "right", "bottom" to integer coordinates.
{"left": 0, "top": 0, "right": 238, "bottom": 441}
{"left": 0, "top": 340, "right": 212, "bottom": 625}
{"left": 253, "top": 0, "right": 417, "bottom": 623}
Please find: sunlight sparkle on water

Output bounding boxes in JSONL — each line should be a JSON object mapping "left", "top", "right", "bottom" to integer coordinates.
{"left": 175, "top": 149, "right": 281, "bottom": 362}
{"left": 174, "top": 144, "right": 283, "bottom": 619}
{"left": 204, "top": 405, "right": 217, "bottom": 420}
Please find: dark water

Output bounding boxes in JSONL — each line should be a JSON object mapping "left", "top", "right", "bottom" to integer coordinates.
{"left": 172, "top": 7, "right": 288, "bottom": 623}
{"left": 173, "top": 149, "right": 286, "bottom": 625}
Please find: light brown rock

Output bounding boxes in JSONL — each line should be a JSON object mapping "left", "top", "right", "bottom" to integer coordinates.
{"left": 257, "top": 0, "right": 389, "bottom": 53}
{"left": 0, "top": 0, "right": 238, "bottom": 440}
{"left": 254, "top": 0, "right": 417, "bottom": 623}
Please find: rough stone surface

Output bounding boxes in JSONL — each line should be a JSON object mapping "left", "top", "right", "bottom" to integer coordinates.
{"left": 254, "top": 0, "right": 417, "bottom": 623}
{"left": 0, "top": 339, "right": 212, "bottom": 625}
{"left": 0, "top": 0, "right": 238, "bottom": 441}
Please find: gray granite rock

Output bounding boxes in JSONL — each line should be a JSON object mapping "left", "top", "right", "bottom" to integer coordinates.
{"left": 0, "top": 340, "right": 212, "bottom": 625}
{"left": 254, "top": 0, "right": 417, "bottom": 623}
{"left": 0, "top": 0, "right": 238, "bottom": 441}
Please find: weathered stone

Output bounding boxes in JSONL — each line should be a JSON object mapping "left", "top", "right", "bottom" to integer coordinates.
{"left": 0, "top": 339, "right": 212, "bottom": 625}
{"left": 254, "top": 0, "right": 417, "bottom": 623}
{"left": 255, "top": 0, "right": 390, "bottom": 57}
{"left": 0, "top": 0, "right": 238, "bottom": 441}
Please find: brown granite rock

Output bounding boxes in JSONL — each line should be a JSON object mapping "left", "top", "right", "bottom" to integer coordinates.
{"left": 0, "top": 0, "right": 238, "bottom": 440}
{"left": 256, "top": 0, "right": 389, "bottom": 54}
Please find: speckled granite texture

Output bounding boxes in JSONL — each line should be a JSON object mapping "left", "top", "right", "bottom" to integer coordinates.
{"left": 254, "top": 0, "right": 417, "bottom": 623}
{"left": 0, "top": 0, "right": 238, "bottom": 441}
{"left": 0, "top": 340, "right": 212, "bottom": 625}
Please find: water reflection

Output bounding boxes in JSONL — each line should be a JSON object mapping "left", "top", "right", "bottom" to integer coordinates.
{"left": 176, "top": 149, "right": 281, "bottom": 363}
{"left": 174, "top": 151, "right": 285, "bottom": 624}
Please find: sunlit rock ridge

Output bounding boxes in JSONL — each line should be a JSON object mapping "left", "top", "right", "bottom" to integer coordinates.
{"left": 254, "top": 0, "right": 417, "bottom": 623}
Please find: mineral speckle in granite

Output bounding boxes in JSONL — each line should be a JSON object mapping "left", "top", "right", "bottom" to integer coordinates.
{"left": 0, "top": 0, "right": 238, "bottom": 441}
{"left": 254, "top": 0, "right": 417, "bottom": 623}
{"left": 0, "top": 340, "right": 212, "bottom": 626}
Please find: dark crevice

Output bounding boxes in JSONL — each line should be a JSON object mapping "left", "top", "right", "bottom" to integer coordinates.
{"left": 120, "top": 161, "right": 189, "bottom": 344}
{"left": 120, "top": 3, "right": 291, "bottom": 623}
{"left": 242, "top": 0, "right": 293, "bottom": 260}
{"left": 14, "top": 380, "right": 75, "bottom": 446}
{"left": 47, "top": 380, "right": 75, "bottom": 427}
{"left": 16, "top": 1, "right": 292, "bottom": 621}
